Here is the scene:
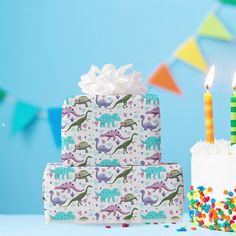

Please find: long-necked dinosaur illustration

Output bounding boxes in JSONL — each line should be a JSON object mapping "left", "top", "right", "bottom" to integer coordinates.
{"left": 156, "top": 185, "right": 184, "bottom": 207}
{"left": 108, "top": 166, "right": 133, "bottom": 184}
{"left": 64, "top": 110, "right": 92, "bottom": 132}
{"left": 109, "top": 133, "right": 137, "bottom": 155}
{"left": 63, "top": 185, "right": 92, "bottom": 207}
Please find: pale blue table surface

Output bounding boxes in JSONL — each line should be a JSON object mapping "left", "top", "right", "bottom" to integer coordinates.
{"left": 0, "top": 213, "right": 230, "bottom": 236}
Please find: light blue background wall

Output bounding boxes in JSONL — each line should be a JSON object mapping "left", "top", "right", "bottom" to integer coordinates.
{"left": 1, "top": 0, "right": 236, "bottom": 214}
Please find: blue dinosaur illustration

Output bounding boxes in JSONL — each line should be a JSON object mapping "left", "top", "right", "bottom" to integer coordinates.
{"left": 96, "top": 188, "right": 121, "bottom": 202}
{"left": 95, "top": 113, "right": 120, "bottom": 128}
{"left": 142, "top": 94, "right": 159, "bottom": 105}
{"left": 62, "top": 136, "right": 75, "bottom": 150}
{"left": 141, "top": 136, "right": 161, "bottom": 150}
{"left": 141, "top": 166, "right": 166, "bottom": 179}
{"left": 95, "top": 159, "right": 121, "bottom": 166}
{"left": 50, "top": 211, "right": 75, "bottom": 220}
{"left": 141, "top": 211, "right": 166, "bottom": 220}
{"left": 50, "top": 166, "right": 75, "bottom": 180}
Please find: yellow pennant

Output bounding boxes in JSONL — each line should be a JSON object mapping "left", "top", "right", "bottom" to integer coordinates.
{"left": 174, "top": 37, "right": 208, "bottom": 73}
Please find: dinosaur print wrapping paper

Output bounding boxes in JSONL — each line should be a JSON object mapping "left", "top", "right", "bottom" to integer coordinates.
{"left": 43, "top": 163, "right": 184, "bottom": 224}
{"left": 61, "top": 94, "right": 161, "bottom": 167}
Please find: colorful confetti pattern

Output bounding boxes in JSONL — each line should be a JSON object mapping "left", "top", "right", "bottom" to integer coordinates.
{"left": 188, "top": 186, "right": 236, "bottom": 232}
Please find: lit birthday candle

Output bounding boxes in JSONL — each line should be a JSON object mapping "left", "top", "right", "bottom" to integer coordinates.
{"left": 204, "top": 66, "right": 215, "bottom": 144}
{"left": 231, "top": 72, "right": 236, "bottom": 145}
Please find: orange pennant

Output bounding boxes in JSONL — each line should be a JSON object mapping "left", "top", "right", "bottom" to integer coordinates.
{"left": 148, "top": 64, "right": 182, "bottom": 95}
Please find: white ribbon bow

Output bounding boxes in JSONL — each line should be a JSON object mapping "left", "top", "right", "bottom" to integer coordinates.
{"left": 78, "top": 64, "right": 147, "bottom": 95}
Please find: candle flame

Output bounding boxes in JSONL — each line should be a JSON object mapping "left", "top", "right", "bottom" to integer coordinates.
{"left": 204, "top": 65, "right": 215, "bottom": 90}
{"left": 232, "top": 72, "right": 236, "bottom": 90}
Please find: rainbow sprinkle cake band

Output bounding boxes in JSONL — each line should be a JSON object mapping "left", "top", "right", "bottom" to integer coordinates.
{"left": 188, "top": 186, "right": 236, "bottom": 232}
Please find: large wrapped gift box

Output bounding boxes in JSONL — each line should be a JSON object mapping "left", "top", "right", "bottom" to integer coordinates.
{"left": 61, "top": 94, "right": 161, "bottom": 167}
{"left": 43, "top": 163, "right": 184, "bottom": 224}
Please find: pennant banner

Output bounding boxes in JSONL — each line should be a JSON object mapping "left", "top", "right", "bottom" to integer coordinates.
{"left": 0, "top": 88, "right": 7, "bottom": 101}
{"left": 174, "top": 37, "right": 208, "bottom": 73}
{"left": 12, "top": 101, "right": 40, "bottom": 134}
{"left": 149, "top": 64, "right": 181, "bottom": 95}
{"left": 198, "top": 13, "right": 234, "bottom": 41}
{"left": 48, "top": 107, "right": 62, "bottom": 148}
{"left": 219, "top": 0, "right": 236, "bottom": 6}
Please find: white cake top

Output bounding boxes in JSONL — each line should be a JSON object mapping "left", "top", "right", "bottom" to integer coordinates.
{"left": 78, "top": 64, "right": 147, "bottom": 95}
{"left": 191, "top": 139, "right": 236, "bottom": 156}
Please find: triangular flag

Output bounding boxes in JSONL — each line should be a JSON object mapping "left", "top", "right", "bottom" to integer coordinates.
{"left": 0, "top": 88, "right": 7, "bottom": 101}
{"left": 219, "top": 0, "right": 236, "bottom": 6}
{"left": 148, "top": 64, "right": 181, "bottom": 95}
{"left": 48, "top": 107, "right": 62, "bottom": 148}
{"left": 198, "top": 13, "right": 233, "bottom": 41}
{"left": 12, "top": 101, "right": 40, "bottom": 134}
{"left": 174, "top": 37, "right": 208, "bottom": 72}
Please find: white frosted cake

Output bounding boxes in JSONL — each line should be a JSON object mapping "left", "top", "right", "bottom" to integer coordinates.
{"left": 188, "top": 140, "right": 236, "bottom": 232}
{"left": 191, "top": 140, "right": 236, "bottom": 199}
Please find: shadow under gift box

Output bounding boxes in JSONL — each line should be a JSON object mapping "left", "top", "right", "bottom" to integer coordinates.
{"left": 61, "top": 94, "right": 161, "bottom": 167}
{"left": 43, "top": 163, "right": 184, "bottom": 224}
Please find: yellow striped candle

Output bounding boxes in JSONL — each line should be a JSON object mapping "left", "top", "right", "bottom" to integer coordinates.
{"left": 204, "top": 66, "right": 215, "bottom": 144}
{"left": 231, "top": 73, "right": 236, "bottom": 145}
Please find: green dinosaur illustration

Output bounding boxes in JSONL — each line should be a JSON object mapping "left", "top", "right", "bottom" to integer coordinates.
{"left": 123, "top": 208, "right": 138, "bottom": 220}
{"left": 110, "top": 133, "right": 137, "bottom": 154}
{"left": 74, "top": 96, "right": 91, "bottom": 107}
{"left": 142, "top": 94, "right": 159, "bottom": 105}
{"left": 50, "top": 166, "right": 75, "bottom": 180}
{"left": 95, "top": 113, "right": 120, "bottom": 127}
{"left": 77, "top": 156, "right": 92, "bottom": 167}
{"left": 141, "top": 210, "right": 166, "bottom": 220}
{"left": 64, "top": 110, "right": 92, "bottom": 131}
{"left": 141, "top": 166, "right": 166, "bottom": 179}
{"left": 156, "top": 185, "right": 184, "bottom": 206}
{"left": 64, "top": 185, "right": 92, "bottom": 207}
{"left": 50, "top": 211, "right": 75, "bottom": 220}
{"left": 79, "top": 216, "right": 89, "bottom": 221}
{"left": 61, "top": 136, "right": 75, "bottom": 150}
{"left": 96, "top": 188, "right": 121, "bottom": 202}
{"left": 110, "top": 94, "right": 132, "bottom": 108}
{"left": 165, "top": 169, "right": 183, "bottom": 182}
{"left": 74, "top": 141, "right": 91, "bottom": 153}
{"left": 109, "top": 166, "right": 133, "bottom": 184}
{"left": 141, "top": 136, "right": 161, "bottom": 150}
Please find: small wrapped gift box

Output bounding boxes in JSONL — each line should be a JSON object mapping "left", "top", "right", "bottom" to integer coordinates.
{"left": 43, "top": 163, "right": 184, "bottom": 224}
{"left": 61, "top": 94, "right": 161, "bottom": 167}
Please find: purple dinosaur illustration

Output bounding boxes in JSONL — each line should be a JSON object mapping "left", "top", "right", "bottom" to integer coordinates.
{"left": 61, "top": 152, "right": 82, "bottom": 164}
{"left": 100, "top": 129, "right": 129, "bottom": 141}
{"left": 95, "top": 138, "right": 113, "bottom": 154}
{"left": 95, "top": 167, "right": 113, "bottom": 183}
{"left": 95, "top": 95, "right": 113, "bottom": 108}
{"left": 146, "top": 181, "right": 175, "bottom": 193}
{"left": 62, "top": 107, "right": 81, "bottom": 118}
{"left": 146, "top": 107, "right": 160, "bottom": 117}
{"left": 145, "top": 152, "right": 161, "bottom": 163}
{"left": 49, "top": 190, "right": 67, "bottom": 206}
{"left": 100, "top": 205, "right": 130, "bottom": 215}
{"left": 55, "top": 182, "right": 84, "bottom": 193}
{"left": 140, "top": 190, "right": 158, "bottom": 205}
{"left": 140, "top": 115, "right": 159, "bottom": 131}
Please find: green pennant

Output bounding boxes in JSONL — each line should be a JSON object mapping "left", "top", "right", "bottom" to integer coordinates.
{"left": 0, "top": 88, "right": 7, "bottom": 101}
{"left": 12, "top": 101, "right": 40, "bottom": 134}
{"left": 198, "top": 13, "right": 233, "bottom": 41}
{"left": 219, "top": 0, "right": 236, "bottom": 6}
